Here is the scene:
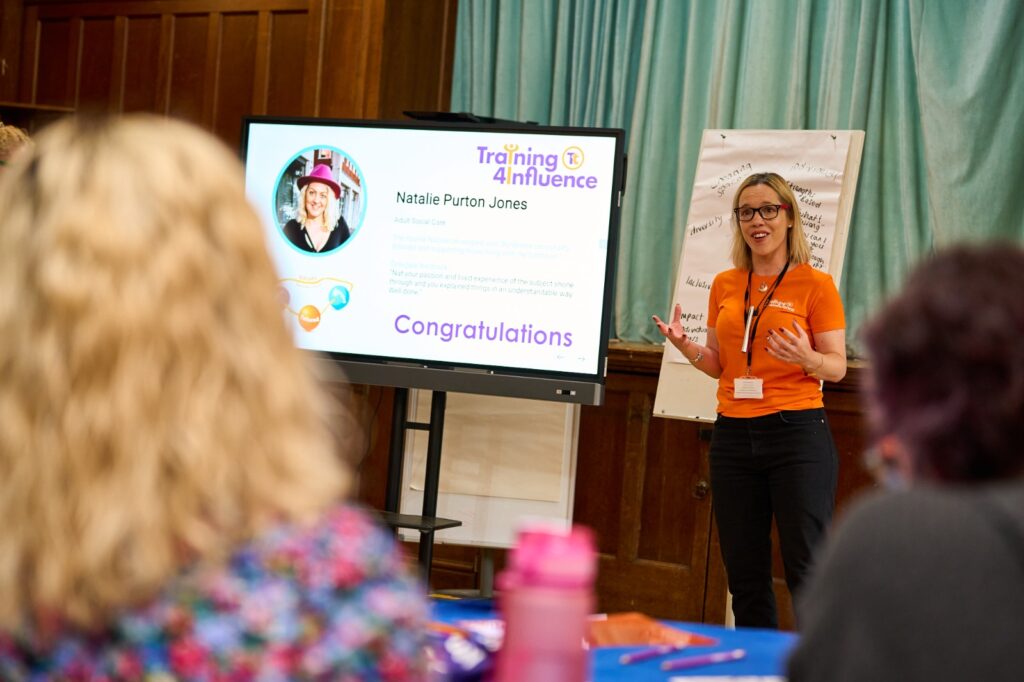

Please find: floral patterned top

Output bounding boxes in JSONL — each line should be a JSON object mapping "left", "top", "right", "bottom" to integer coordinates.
{"left": 0, "top": 504, "right": 431, "bottom": 681}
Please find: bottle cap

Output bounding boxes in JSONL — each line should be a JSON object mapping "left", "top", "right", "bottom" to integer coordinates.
{"left": 498, "top": 524, "right": 597, "bottom": 590}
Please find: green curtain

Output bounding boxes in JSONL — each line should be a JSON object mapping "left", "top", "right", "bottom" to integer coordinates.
{"left": 452, "top": 0, "right": 1024, "bottom": 353}
{"left": 909, "top": 0, "right": 1024, "bottom": 243}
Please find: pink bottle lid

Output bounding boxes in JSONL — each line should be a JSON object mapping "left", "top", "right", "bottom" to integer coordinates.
{"left": 498, "top": 524, "right": 597, "bottom": 590}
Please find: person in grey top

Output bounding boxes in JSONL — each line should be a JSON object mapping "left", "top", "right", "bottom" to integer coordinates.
{"left": 787, "top": 243, "right": 1024, "bottom": 681}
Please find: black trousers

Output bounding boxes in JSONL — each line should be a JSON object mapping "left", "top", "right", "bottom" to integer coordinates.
{"left": 709, "top": 408, "right": 838, "bottom": 629}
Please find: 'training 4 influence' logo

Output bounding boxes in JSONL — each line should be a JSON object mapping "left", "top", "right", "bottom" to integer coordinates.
{"left": 476, "top": 144, "right": 598, "bottom": 189}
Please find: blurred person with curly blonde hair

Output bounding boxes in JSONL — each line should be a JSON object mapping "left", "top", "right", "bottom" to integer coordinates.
{"left": 0, "top": 122, "right": 31, "bottom": 166}
{"left": 0, "top": 115, "right": 429, "bottom": 679}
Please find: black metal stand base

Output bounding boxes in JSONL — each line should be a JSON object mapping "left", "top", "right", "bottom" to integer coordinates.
{"left": 381, "top": 387, "right": 461, "bottom": 583}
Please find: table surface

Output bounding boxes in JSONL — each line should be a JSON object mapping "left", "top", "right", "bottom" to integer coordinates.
{"left": 432, "top": 598, "right": 798, "bottom": 680}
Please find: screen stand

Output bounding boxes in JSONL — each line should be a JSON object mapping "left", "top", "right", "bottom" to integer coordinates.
{"left": 379, "top": 387, "right": 461, "bottom": 584}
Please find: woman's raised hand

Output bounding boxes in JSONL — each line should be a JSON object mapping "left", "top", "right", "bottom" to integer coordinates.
{"left": 652, "top": 303, "right": 691, "bottom": 351}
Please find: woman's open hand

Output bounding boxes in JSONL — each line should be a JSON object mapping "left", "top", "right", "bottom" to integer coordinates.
{"left": 767, "top": 320, "right": 816, "bottom": 370}
{"left": 652, "top": 304, "right": 691, "bottom": 352}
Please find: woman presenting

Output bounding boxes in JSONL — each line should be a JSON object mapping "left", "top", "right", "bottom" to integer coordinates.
{"left": 653, "top": 171, "right": 846, "bottom": 629}
{"left": 283, "top": 163, "right": 351, "bottom": 253}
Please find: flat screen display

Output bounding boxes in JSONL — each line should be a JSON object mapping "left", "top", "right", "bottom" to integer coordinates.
{"left": 241, "top": 116, "right": 625, "bottom": 404}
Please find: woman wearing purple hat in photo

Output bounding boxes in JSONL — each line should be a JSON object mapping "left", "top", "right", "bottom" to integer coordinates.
{"left": 282, "top": 163, "right": 351, "bottom": 253}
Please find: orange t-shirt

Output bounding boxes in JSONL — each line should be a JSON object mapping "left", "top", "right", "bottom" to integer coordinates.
{"left": 707, "top": 263, "right": 845, "bottom": 418}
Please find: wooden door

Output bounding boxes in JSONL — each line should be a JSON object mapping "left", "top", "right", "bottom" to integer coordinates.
{"left": 573, "top": 347, "right": 719, "bottom": 622}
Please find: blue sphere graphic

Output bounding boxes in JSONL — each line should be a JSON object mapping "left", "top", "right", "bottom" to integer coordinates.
{"left": 329, "top": 285, "right": 350, "bottom": 310}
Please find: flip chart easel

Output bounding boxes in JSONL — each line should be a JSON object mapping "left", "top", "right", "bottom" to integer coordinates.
{"left": 653, "top": 129, "right": 864, "bottom": 423}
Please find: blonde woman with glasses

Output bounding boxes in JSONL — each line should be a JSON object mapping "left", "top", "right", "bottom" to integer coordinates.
{"left": 0, "top": 115, "right": 428, "bottom": 679}
{"left": 653, "top": 172, "right": 847, "bottom": 629}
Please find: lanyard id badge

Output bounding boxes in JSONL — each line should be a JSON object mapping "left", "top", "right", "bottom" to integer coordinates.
{"left": 734, "top": 375, "right": 764, "bottom": 399}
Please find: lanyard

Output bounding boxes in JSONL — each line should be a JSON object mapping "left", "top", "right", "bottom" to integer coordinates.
{"left": 741, "top": 262, "right": 790, "bottom": 371}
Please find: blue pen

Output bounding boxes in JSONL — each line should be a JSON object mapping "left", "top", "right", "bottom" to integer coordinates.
{"left": 661, "top": 647, "right": 746, "bottom": 671}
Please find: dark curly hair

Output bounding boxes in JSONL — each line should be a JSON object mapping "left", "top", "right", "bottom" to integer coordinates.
{"left": 862, "top": 242, "right": 1024, "bottom": 482}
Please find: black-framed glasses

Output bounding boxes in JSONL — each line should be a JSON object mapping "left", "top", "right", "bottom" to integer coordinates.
{"left": 734, "top": 204, "right": 789, "bottom": 222}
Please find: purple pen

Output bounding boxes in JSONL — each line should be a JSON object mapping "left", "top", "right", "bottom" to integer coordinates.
{"left": 618, "top": 644, "right": 684, "bottom": 665}
{"left": 660, "top": 647, "right": 746, "bottom": 671}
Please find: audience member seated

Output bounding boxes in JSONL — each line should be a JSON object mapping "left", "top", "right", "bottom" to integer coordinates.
{"left": 0, "top": 114, "right": 430, "bottom": 680}
{"left": 0, "top": 122, "right": 31, "bottom": 166}
{"left": 787, "top": 243, "right": 1024, "bottom": 681}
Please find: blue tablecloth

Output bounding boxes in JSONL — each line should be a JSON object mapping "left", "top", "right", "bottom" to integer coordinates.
{"left": 432, "top": 598, "right": 798, "bottom": 680}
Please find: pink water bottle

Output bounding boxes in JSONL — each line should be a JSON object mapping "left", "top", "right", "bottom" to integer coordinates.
{"left": 493, "top": 524, "right": 597, "bottom": 682}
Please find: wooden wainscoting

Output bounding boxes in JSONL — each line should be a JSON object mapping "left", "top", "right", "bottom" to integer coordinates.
{"left": 10, "top": 0, "right": 456, "bottom": 145}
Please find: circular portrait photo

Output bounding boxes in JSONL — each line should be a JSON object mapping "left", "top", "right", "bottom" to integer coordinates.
{"left": 274, "top": 147, "right": 366, "bottom": 255}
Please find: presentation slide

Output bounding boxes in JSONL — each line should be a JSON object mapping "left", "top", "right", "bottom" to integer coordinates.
{"left": 243, "top": 120, "right": 621, "bottom": 380}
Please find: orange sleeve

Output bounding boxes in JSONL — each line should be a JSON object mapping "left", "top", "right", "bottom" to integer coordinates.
{"left": 707, "top": 273, "right": 723, "bottom": 328}
{"left": 809, "top": 273, "right": 845, "bottom": 334}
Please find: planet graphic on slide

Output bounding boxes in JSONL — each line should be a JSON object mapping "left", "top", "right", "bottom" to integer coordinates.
{"left": 329, "top": 285, "right": 350, "bottom": 310}
{"left": 279, "top": 277, "right": 354, "bottom": 332}
{"left": 298, "top": 305, "right": 321, "bottom": 331}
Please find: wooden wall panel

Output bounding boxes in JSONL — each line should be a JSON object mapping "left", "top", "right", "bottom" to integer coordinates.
{"left": 265, "top": 10, "right": 308, "bottom": 117}
{"left": 215, "top": 12, "right": 259, "bottom": 143}
{"left": 15, "top": 4, "right": 37, "bottom": 102}
{"left": 574, "top": 390, "right": 628, "bottom": 556}
{"left": 78, "top": 17, "right": 116, "bottom": 111}
{"left": 0, "top": 0, "right": 24, "bottom": 101}
{"left": 637, "top": 418, "right": 711, "bottom": 568}
{"left": 35, "top": 18, "right": 72, "bottom": 105}
{"left": 123, "top": 15, "right": 162, "bottom": 112}
{"left": 318, "top": 0, "right": 385, "bottom": 118}
{"left": 378, "top": 0, "right": 457, "bottom": 119}
{"left": 825, "top": 363, "right": 877, "bottom": 517}
{"left": 167, "top": 14, "right": 210, "bottom": 123}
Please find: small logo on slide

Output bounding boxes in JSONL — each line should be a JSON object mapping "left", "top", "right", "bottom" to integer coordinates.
{"left": 562, "top": 146, "right": 584, "bottom": 170}
{"left": 475, "top": 143, "right": 598, "bottom": 189}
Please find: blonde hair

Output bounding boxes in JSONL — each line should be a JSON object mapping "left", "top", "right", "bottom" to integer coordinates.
{"left": 729, "top": 172, "right": 811, "bottom": 270}
{"left": 0, "top": 122, "right": 32, "bottom": 163}
{"left": 297, "top": 180, "right": 340, "bottom": 232}
{"left": 0, "top": 115, "right": 351, "bottom": 630}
